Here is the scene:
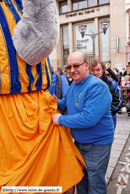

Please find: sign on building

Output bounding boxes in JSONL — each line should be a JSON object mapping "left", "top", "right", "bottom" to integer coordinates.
{"left": 74, "top": 22, "right": 93, "bottom": 53}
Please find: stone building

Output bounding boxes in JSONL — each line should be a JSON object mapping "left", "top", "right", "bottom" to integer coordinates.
{"left": 50, "top": 0, "right": 130, "bottom": 72}
{"left": 126, "top": 0, "right": 130, "bottom": 66}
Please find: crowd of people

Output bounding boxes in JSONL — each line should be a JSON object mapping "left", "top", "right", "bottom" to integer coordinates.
{"left": 109, "top": 66, "right": 130, "bottom": 116}
{"left": 118, "top": 65, "right": 130, "bottom": 116}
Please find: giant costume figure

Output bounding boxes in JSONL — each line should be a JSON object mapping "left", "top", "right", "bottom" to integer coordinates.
{"left": 0, "top": 0, "right": 85, "bottom": 193}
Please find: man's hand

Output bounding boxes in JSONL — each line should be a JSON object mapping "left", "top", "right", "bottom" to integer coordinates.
{"left": 52, "top": 113, "right": 61, "bottom": 125}
{"left": 53, "top": 94, "right": 59, "bottom": 104}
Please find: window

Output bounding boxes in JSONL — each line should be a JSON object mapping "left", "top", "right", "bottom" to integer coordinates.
{"left": 73, "top": 0, "right": 79, "bottom": 10}
{"left": 88, "top": 0, "right": 94, "bottom": 7}
{"left": 99, "top": 19, "right": 110, "bottom": 62}
{"left": 72, "top": 0, "right": 94, "bottom": 11}
{"left": 62, "top": 27, "right": 69, "bottom": 66}
{"left": 88, "top": 55, "right": 93, "bottom": 63}
{"left": 59, "top": 1, "right": 68, "bottom": 14}
{"left": 79, "top": 0, "right": 88, "bottom": 9}
{"left": 98, "top": 0, "right": 109, "bottom": 5}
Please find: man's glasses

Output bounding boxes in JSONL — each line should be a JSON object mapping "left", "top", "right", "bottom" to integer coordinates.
{"left": 126, "top": 69, "right": 130, "bottom": 72}
{"left": 66, "top": 62, "right": 85, "bottom": 71}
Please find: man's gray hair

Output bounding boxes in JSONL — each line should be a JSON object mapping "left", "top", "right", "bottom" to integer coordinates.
{"left": 82, "top": 53, "right": 88, "bottom": 63}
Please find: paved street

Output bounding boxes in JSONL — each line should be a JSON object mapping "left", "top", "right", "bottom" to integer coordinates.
{"left": 107, "top": 107, "right": 130, "bottom": 194}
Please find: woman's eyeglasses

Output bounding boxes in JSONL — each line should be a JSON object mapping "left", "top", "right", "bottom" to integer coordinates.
{"left": 66, "top": 62, "right": 85, "bottom": 71}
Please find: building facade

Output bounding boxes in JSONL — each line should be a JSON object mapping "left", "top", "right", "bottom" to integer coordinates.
{"left": 50, "top": 0, "right": 129, "bottom": 71}
{"left": 126, "top": 0, "right": 130, "bottom": 66}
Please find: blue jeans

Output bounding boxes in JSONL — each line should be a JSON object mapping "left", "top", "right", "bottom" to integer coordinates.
{"left": 75, "top": 141, "right": 112, "bottom": 194}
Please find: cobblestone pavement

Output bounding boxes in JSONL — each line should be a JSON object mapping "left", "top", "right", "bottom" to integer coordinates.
{"left": 107, "top": 108, "right": 130, "bottom": 194}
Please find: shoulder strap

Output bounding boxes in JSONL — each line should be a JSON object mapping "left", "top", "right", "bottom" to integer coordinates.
{"left": 56, "top": 74, "right": 62, "bottom": 99}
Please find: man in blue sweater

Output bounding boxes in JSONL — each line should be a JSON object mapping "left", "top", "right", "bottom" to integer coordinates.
{"left": 52, "top": 52, "right": 114, "bottom": 194}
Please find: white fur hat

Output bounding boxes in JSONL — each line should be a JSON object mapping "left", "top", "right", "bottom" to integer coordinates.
{"left": 13, "top": 0, "right": 59, "bottom": 66}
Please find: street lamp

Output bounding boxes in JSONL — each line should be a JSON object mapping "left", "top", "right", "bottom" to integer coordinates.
{"left": 78, "top": 19, "right": 110, "bottom": 58}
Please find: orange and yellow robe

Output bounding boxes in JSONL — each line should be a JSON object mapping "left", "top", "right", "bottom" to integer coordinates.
{"left": 0, "top": 1, "right": 86, "bottom": 193}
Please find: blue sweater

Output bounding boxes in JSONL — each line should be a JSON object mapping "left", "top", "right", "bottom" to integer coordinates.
{"left": 58, "top": 74, "right": 114, "bottom": 145}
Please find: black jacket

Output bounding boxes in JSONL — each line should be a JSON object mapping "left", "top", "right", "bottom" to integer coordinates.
{"left": 102, "top": 73, "right": 123, "bottom": 115}
{"left": 107, "top": 68, "right": 118, "bottom": 82}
